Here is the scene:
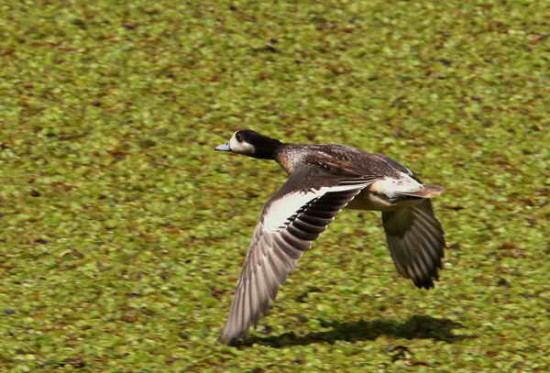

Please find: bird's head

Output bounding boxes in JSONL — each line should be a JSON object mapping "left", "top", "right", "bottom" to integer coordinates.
{"left": 215, "top": 130, "right": 283, "bottom": 159}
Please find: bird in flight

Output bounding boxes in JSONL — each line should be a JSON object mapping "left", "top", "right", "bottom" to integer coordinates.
{"left": 215, "top": 129, "right": 446, "bottom": 344}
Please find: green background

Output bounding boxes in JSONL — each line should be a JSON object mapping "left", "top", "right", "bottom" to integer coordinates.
{"left": 1, "top": 0, "right": 548, "bottom": 371}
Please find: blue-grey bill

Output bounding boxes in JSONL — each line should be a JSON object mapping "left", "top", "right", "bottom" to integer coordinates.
{"left": 215, "top": 143, "right": 231, "bottom": 151}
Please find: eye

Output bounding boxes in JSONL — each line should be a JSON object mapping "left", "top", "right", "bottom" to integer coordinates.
{"left": 235, "top": 132, "right": 243, "bottom": 142}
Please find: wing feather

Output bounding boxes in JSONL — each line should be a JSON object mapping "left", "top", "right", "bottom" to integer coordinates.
{"left": 382, "top": 199, "right": 445, "bottom": 289}
{"left": 219, "top": 170, "right": 375, "bottom": 344}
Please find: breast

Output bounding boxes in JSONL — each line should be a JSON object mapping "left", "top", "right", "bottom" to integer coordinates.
{"left": 276, "top": 146, "right": 306, "bottom": 174}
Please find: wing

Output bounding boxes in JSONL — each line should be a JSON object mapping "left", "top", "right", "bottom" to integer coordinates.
{"left": 382, "top": 199, "right": 445, "bottom": 289}
{"left": 219, "top": 169, "right": 377, "bottom": 344}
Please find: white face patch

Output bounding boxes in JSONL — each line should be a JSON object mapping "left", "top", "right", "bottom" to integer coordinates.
{"left": 229, "top": 132, "right": 256, "bottom": 155}
{"left": 370, "top": 173, "right": 423, "bottom": 198}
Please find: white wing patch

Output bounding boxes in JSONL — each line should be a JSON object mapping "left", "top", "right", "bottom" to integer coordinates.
{"left": 370, "top": 173, "right": 423, "bottom": 198}
{"left": 262, "top": 191, "right": 322, "bottom": 232}
{"left": 262, "top": 184, "right": 370, "bottom": 232}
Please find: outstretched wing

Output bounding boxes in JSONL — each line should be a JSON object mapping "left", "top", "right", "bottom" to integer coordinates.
{"left": 382, "top": 199, "right": 445, "bottom": 289}
{"left": 219, "top": 169, "right": 377, "bottom": 344}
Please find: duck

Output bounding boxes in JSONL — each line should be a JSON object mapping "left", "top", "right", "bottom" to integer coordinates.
{"left": 215, "top": 129, "right": 446, "bottom": 344}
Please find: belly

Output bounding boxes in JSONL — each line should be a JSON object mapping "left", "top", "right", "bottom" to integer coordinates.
{"left": 347, "top": 189, "right": 425, "bottom": 211}
{"left": 347, "top": 189, "right": 394, "bottom": 211}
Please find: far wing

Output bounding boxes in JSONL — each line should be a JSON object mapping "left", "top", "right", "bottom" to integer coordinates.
{"left": 382, "top": 199, "right": 445, "bottom": 289}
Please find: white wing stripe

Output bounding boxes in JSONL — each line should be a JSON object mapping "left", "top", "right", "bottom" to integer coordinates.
{"left": 263, "top": 192, "right": 322, "bottom": 231}
{"left": 263, "top": 183, "right": 370, "bottom": 232}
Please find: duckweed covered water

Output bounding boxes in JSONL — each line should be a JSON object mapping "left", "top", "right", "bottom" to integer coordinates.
{"left": 1, "top": 0, "right": 548, "bottom": 371}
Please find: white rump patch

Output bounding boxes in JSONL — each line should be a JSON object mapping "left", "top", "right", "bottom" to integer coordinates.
{"left": 370, "top": 173, "right": 423, "bottom": 197}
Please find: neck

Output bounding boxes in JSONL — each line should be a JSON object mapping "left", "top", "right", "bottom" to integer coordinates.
{"left": 273, "top": 144, "right": 300, "bottom": 174}
{"left": 252, "top": 139, "right": 283, "bottom": 160}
